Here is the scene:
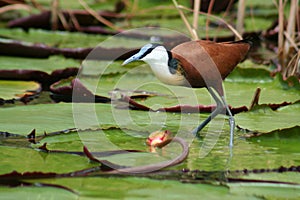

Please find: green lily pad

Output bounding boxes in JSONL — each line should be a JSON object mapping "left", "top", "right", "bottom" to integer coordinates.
{"left": 0, "top": 55, "right": 80, "bottom": 73}
{"left": 229, "top": 181, "right": 300, "bottom": 200}
{"left": 0, "top": 103, "right": 76, "bottom": 134}
{"left": 0, "top": 28, "right": 106, "bottom": 48}
{"left": 0, "top": 177, "right": 250, "bottom": 200}
{"left": 0, "top": 186, "right": 77, "bottom": 200}
{"left": 228, "top": 171, "right": 300, "bottom": 199}
{"left": 0, "top": 80, "right": 41, "bottom": 101}
{"left": 0, "top": 145, "right": 96, "bottom": 175}
{"left": 0, "top": 102, "right": 200, "bottom": 135}
{"left": 235, "top": 102, "right": 300, "bottom": 133}
{"left": 0, "top": 28, "right": 150, "bottom": 49}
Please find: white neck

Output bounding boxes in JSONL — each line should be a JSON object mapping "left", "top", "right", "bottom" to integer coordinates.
{"left": 141, "top": 46, "right": 187, "bottom": 86}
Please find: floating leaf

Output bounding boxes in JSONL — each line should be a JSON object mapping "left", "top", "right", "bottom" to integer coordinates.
{"left": 0, "top": 55, "right": 80, "bottom": 73}
{"left": 0, "top": 80, "right": 41, "bottom": 104}
{"left": 236, "top": 102, "right": 300, "bottom": 133}
{"left": 0, "top": 68, "right": 79, "bottom": 90}
{"left": 0, "top": 145, "right": 96, "bottom": 175}
{"left": 228, "top": 171, "right": 300, "bottom": 199}
{"left": 50, "top": 78, "right": 110, "bottom": 103}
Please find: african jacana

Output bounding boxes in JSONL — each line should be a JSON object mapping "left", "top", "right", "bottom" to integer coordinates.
{"left": 122, "top": 39, "right": 252, "bottom": 147}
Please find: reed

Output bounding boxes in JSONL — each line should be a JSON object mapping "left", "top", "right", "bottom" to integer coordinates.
{"left": 276, "top": 0, "right": 299, "bottom": 78}
{"left": 172, "top": 0, "right": 242, "bottom": 40}
{"left": 0, "top": 3, "right": 31, "bottom": 14}
{"left": 236, "top": 0, "right": 245, "bottom": 40}
{"left": 78, "top": 0, "right": 122, "bottom": 31}
{"left": 172, "top": 0, "right": 198, "bottom": 40}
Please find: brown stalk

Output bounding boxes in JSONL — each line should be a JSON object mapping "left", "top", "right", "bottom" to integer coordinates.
{"left": 0, "top": 4, "right": 31, "bottom": 14}
{"left": 236, "top": 0, "right": 246, "bottom": 40}
{"left": 179, "top": 5, "right": 242, "bottom": 40}
{"left": 277, "top": 0, "right": 286, "bottom": 73}
{"left": 284, "top": 31, "right": 299, "bottom": 51}
{"left": 205, "top": 0, "right": 214, "bottom": 40}
{"left": 172, "top": 0, "right": 198, "bottom": 40}
{"left": 284, "top": 0, "right": 298, "bottom": 54}
{"left": 276, "top": 0, "right": 299, "bottom": 78}
{"left": 68, "top": 9, "right": 81, "bottom": 31}
{"left": 57, "top": 10, "right": 70, "bottom": 31}
{"left": 285, "top": 51, "right": 300, "bottom": 78}
{"left": 78, "top": 0, "right": 122, "bottom": 31}
{"left": 249, "top": 88, "right": 261, "bottom": 110}
{"left": 192, "top": 0, "right": 200, "bottom": 40}
{"left": 50, "top": 0, "right": 59, "bottom": 30}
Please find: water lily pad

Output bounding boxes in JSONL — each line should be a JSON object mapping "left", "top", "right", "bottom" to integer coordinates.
{"left": 0, "top": 80, "right": 41, "bottom": 103}
{"left": 0, "top": 66, "right": 79, "bottom": 90}
{"left": 0, "top": 102, "right": 201, "bottom": 135}
{"left": 228, "top": 170, "right": 300, "bottom": 199}
{"left": 0, "top": 186, "right": 77, "bottom": 200}
{"left": 229, "top": 181, "right": 300, "bottom": 199}
{"left": 235, "top": 102, "right": 300, "bottom": 133}
{"left": 0, "top": 176, "right": 249, "bottom": 200}
{"left": 0, "top": 55, "right": 80, "bottom": 73}
{"left": 49, "top": 78, "right": 111, "bottom": 103}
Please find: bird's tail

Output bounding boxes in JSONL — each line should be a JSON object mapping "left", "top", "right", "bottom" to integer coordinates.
{"left": 229, "top": 34, "right": 261, "bottom": 48}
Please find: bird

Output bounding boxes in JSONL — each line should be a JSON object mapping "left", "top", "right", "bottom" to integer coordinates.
{"left": 122, "top": 39, "right": 252, "bottom": 147}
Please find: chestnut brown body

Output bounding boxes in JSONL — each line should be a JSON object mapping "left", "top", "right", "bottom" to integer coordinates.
{"left": 171, "top": 40, "right": 251, "bottom": 95}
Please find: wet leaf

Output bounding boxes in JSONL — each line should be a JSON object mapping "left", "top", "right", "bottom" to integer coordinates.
{"left": 0, "top": 55, "right": 80, "bottom": 73}
{"left": 236, "top": 102, "right": 300, "bottom": 133}
{"left": 50, "top": 78, "right": 110, "bottom": 103}
{"left": 0, "top": 80, "right": 41, "bottom": 104}
{"left": 228, "top": 171, "right": 300, "bottom": 199}
{"left": 0, "top": 68, "right": 78, "bottom": 90}
{"left": 0, "top": 146, "right": 96, "bottom": 175}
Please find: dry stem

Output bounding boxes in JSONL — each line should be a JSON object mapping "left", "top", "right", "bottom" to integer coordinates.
{"left": 178, "top": 5, "right": 242, "bottom": 40}
{"left": 78, "top": 0, "right": 122, "bottom": 31}
{"left": 192, "top": 0, "right": 200, "bottom": 40}
{"left": 172, "top": 0, "right": 198, "bottom": 40}
{"left": 236, "top": 0, "right": 245, "bottom": 40}
{"left": 0, "top": 4, "right": 31, "bottom": 14}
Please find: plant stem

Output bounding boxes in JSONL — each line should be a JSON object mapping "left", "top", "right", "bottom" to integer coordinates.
{"left": 192, "top": 0, "right": 200, "bottom": 40}
{"left": 78, "top": 0, "right": 122, "bottom": 31}
{"left": 51, "top": 0, "right": 59, "bottom": 31}
{"left": 278, "top": 0, "right": 285, "bottom": 69}
{"left": 172, "top": 0, "right": 198, "bottom": 40}
{"left": 236, "top": 0, "right": 245, "bottom": 40}
{"left": 284, "top": 0, "right": 298, "bottom": 56}
{"left": 180, "top": 5, "right": 242, "bottom": 40}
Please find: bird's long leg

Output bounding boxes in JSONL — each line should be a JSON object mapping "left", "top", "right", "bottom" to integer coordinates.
{"left": 207, "top": 88, "right": 235, "bottom": 148}
{"left": 220, "top": 96, "right": 235, "bottom": 148}
{"left": 192, "top": 88, "right": 235, "bottom": 148}
{"left": 191, "top": 87, "right": 224, "bottom": 136}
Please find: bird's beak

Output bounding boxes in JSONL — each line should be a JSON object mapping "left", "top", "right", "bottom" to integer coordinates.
{"left": 122, "top": 51, "right": 143, "bottom": 65}
{"left": 122, "top": 56, "right": 138, "bottom": 65}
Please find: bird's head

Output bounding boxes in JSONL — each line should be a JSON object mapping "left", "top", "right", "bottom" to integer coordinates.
{"left": 122, "top": 43, "right": 169, "bottom": 66}
{"left": 122, "top": 43, "right": 187, "bottom": 86}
